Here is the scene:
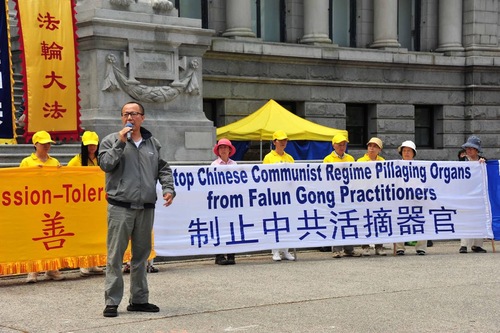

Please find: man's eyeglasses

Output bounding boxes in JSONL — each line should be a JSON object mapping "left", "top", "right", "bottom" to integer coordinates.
{"left": 121, "top": 112, "right": 144, "bottom": 117}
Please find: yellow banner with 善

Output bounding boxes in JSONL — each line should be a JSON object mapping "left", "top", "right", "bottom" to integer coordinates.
{"left": 0, "top": 167, "right": 153, "bottom": 275}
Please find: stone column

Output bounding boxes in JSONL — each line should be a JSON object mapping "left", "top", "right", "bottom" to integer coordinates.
{"left": 300, "top": 0, "right": 332, "bottom": 44}
{"left": 222, "top": 0, "right": 256, "bottom": 38}
{"left": 371, "top": 0, "right": 400, "bottom": 48}
{"left": 436, "top": 0, "right": 464, "bottom": 52}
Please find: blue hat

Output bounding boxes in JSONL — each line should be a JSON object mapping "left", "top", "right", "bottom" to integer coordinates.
{"left": 461, "top": 136, "right": 482, "bottom": 153}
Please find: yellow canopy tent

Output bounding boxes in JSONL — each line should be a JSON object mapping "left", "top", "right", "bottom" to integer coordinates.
{"left": 216, "top": 99, "right": 347, "bottom": 141}
{"left": 216, "top": 99, "right": 348, "bottom": 160}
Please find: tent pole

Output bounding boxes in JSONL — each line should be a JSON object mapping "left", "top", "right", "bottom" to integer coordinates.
{"left": 260, "top": 140, "right": 262, "bottom": 161}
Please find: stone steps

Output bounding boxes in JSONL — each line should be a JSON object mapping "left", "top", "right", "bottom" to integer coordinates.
{"left": 0, "top": 144, "right": 81, "bottom": 168}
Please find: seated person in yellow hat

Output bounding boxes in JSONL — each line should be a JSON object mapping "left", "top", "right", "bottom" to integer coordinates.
{"left": 263, "top": 130, "right": 295, "bottom": 261}
{"left": 323, "top": 134, "right": 361, "bottom": 258}
{"left": 20, "top": 131, "right": 65, "bottom": 283}
{"left": 357, "top": 137, "right": 386, "bottom": 257}
{"left": 67, "top": 131, "right": 105, "bottom": 276}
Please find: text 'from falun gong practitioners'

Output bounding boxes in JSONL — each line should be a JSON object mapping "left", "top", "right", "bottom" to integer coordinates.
{"left": 171, "top": 162, "right": 472, "bottom": 209}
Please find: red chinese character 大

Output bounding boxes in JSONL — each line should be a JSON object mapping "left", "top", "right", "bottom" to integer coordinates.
{"left": 37, "top": 12, "right": 60, "bottom": 31}
{"left": 32, "top": 211, "right": 75, "bottom": 251}
{"left": 43, "top": 101, "right": 67, "bottom": 119}
{"left": 43, "top": 71, "right": 67, "bottom": 90}
{"left": 41, "top": 41, "right": 64, "bottom": 60}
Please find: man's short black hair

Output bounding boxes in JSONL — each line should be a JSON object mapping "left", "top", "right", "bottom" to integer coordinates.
{"left": 122, "top": 101, "right": 145, "bottom": 114}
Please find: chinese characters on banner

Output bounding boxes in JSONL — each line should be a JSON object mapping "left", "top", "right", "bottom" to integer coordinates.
{"left": 31, "top": 211, "right": 76, "bottom": 251}
{"left": 0, "top": 166, "right": 147, "bottom": 275}
{"left": 1, "top": 161, "right": 497, "bottom": 275}
{"left": 0, "top": 0, "right": 17, "bottom": 144}
{"left": 14, "top": 0, "right": 80, "bottom": 142}
{"left": 0, "top": 166, "right": 107, "bottom": 275}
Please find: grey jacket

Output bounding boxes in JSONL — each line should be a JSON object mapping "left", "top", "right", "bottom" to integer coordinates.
{"left": 99, "top": 127, "right": 175, "bottom": 208}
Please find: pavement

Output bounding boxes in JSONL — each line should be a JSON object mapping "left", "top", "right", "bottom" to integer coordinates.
{"left": 1, "top": 240, "right": 499, "bottom": 333}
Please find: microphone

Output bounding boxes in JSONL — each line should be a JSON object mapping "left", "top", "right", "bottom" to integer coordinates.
{"left": 125, "top": 123, "right": 133, "bottom": 140}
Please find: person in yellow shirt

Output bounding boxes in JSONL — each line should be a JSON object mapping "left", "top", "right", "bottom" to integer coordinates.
{"left": 67, "top": 131, "right": 105, "bottom": 276}
{"left": 357, "top": 137, "right": 385, "bottom": 163}
{"left": 19, "top": 131, "right": 60, "bottom": 168}
{"left": 357, "top": 137, "right": 387, "bottom": 256}
{"left": 263, "top": 130, "right": 295, "bottom": 261}
{"left": 67, "top": 131, "right": 100, "bottom": 167}
{"left": 323, "top": 134, "right": 361, "bottom": 258}
{"left": 20, "top": 131, "right": 65, "bottom": 283}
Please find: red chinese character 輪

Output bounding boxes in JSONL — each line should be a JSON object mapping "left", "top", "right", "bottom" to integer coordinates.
{"left": 41, "top": 41, "right": 64, "bottom": 60}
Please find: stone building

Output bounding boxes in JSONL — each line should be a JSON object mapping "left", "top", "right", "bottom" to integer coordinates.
{"left": 194, "top": 0, "right": 500, "bottom": 160}
{"left": 6, "top": 0, "right": 500, "bottom": 162}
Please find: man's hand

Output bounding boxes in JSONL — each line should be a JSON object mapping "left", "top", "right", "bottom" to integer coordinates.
{"left": 119, "top": 125, "right": 133, "bottom": 142}
{"left": 163, "top": 192, "right": 174, "bottom": 207}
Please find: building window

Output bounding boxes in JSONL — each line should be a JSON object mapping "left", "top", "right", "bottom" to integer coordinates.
{"left": 251, "top": 0, "right": 286, "bottom": 42}
{"left": 414, "top": 105, "right": 434, "bottom": 148}
{"left": 175, "top": 0, "right": 208, "bottom": 28}
{"left": 398, "top": 0, "right": 421, "bottom": 51}
{"left": 329, "top": 0, "right": 356, "bottom": 47}
{"left": 277, "top": 100, "right": 297, "bottom": 115}
{"left": 203, "top": 99, "right": 222, "bottom": 127}
{"left": 346, "top": 104, "right": 368, "bottom": 147}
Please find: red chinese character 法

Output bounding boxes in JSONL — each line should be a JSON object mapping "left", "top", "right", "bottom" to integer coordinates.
{"left": 43, "top": 101, "right": 67, "bottom": 119}
{"left": 37, "top": 12, "right": 60, "bottom": 31}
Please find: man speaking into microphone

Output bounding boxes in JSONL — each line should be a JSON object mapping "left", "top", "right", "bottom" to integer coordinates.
{"left": 99, "top": 101, "right": 176, "bottom": 318}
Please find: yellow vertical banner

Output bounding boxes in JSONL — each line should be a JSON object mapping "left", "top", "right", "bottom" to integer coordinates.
{"left": 14, "top": 0, "right": 80, "bottom": 142}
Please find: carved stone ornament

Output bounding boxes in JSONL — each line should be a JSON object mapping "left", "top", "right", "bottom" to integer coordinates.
{"left": 108, "top": 0, "right": 174, "bottom": 11}
{"left": 109, "top": 0, "right": 134, "bottom": 8}
{"left": 102, "top": 54, "right": 200, "bottom": 103}
{"left": 152, "top": 0, "right": 174, "bottom": 12}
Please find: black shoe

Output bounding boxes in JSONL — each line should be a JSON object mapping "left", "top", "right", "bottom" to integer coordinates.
{"left": 459, "top": 246, "right": 467, "bottom": 253}
{"left": 103, "top": 305, "right": 118, "bottom": 317}
{"left": 146, "top": 264, "right": 159, "bottom": 273}
{"left": 226, "top": 254, "right": 236, "bottom": 265}
{"left": 427, "top": 240, "right": 433, "bottom": 247}
{"left": 416, "top": 250, "right": 426, "bottom": 255}
{"left": 396, "top": 250, "right": 405, "bottom": 256}
{"left": 127, "top": 303, "right": 160, "bottom": 312}
{"left": 215, "top": 255, "right": 228, "bottom": 265}
{"left": 471, "top": 246, "right": 487, "bottom": 253}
